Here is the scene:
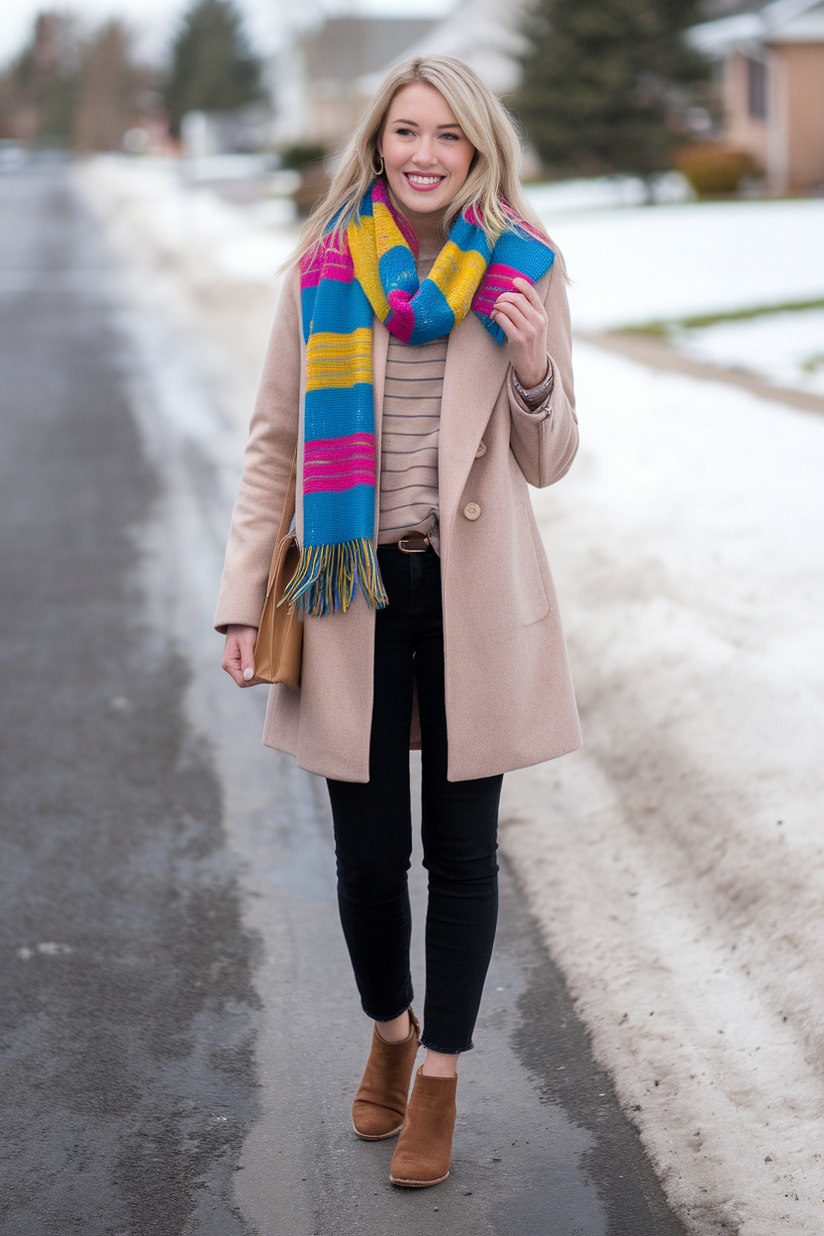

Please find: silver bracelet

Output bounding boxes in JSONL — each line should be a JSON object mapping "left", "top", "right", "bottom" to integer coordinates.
{"left": 512, "top": 359, "right": 554, "bottom": 407}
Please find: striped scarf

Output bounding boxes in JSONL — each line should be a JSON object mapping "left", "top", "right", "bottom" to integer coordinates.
{"left": 282, "top": 177, "right": 555, "bottom": 616}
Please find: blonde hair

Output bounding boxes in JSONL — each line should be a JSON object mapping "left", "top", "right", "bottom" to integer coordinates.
{"left": 288, "top": 55, "right": 555, "bottom": 268}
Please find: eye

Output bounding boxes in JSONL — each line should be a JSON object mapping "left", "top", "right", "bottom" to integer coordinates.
{"left": 440, "top": 132, "right": 461, "bottom": 141}
{"left": 394, "top": 127, "right": 415, "bottom": 137}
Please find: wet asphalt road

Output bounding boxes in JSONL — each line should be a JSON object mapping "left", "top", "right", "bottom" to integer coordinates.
{"left": 0, "top": 165, "right": 688, "bottom": 1236}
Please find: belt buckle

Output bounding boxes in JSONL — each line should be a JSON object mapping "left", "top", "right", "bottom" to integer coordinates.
{"left": 397, "top": 532, "right": 430, "bottom": 554}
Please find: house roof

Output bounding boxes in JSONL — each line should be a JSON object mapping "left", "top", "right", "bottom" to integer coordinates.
{"left": 300, "top": 16, "right": 438, "bottom": 85}
{"left": 689, "top": 0, "right": 824, "bottom": 52}
{"left": 358, "top": 0, "right": 531, "bottom": 96}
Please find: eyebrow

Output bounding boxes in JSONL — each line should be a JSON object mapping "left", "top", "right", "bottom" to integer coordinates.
{"left": 391, "top": 118, "right": 462, "bottom": 130}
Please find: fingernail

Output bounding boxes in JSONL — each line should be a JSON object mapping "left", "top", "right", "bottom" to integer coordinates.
{"left": 243, "top": 667, "right": 253, "bottom": 680}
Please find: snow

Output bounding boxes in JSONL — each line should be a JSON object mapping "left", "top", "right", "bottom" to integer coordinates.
{"left": 501, "top": 344, "right": 824, "bottom": 1234}
{"left": 81, "top": 156, "right": 295, "bottom": 288}
{"left": 78, "top": 158, "right": 824, "bottom": 1235}
{"left": 523, "top": 192, "right": 824, "bottom": 331}
{"left": 677, "top": 309, "right": 824, "bottom": 397}
{"left": 523, "top": 171, "right": 692, "bottom": 215}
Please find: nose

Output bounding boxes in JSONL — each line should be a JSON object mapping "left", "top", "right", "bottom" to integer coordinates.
{"left": 411, "top": 136, "right": 438, "bottom": 166}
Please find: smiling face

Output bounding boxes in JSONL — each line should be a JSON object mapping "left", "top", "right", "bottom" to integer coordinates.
{"left": 377, "top": 82, "right": 475, "bottom": 245}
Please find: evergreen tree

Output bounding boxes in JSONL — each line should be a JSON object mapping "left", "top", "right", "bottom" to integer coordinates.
{"left": 514, "top": 0, "right": 710, "bottom": 180}
{"left": 165, "top": 0, "right": 262, "bottom": 136}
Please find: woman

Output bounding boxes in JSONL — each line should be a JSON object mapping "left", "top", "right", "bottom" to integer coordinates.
{"left": 216, "top": 55, "right": 580, "bottom": 1188}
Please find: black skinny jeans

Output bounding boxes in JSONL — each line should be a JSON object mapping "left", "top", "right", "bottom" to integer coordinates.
{"left": 326, "top": 544, "right": 503, "bottom": 1054}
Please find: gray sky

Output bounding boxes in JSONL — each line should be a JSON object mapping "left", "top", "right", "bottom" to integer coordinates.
{"left": 0, "top": 0, "right": 454, "bottom": 66}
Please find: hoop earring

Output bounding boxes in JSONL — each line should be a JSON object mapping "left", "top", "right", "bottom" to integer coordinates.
{"left": 373, "top": 153, "right": 384, "bottom": 177}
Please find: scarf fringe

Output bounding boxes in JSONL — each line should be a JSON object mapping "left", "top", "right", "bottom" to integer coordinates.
{"left": 279, "top": 539, "right": 388, "bottom": 617}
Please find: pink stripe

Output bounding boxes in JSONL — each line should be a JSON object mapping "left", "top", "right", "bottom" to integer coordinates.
{"left": 304, "top": 457, "right": 373, "bottom": 478}
{"left": 386, "top": 290, "right": 414, "bottom": 343}
{"left": 486, "top": 262, "right": 532, "bottom": 281}
{"left": 304, "top": 433, "right": 374, "bottom": 462}
{"left": 305, "top": 448, "right": 373, "bottom": 465}
{"left": 304, "top": 462, "right": 373, "bottom": 478}
{"left": 472, "top": 263, "right": 533, "bottom": 315}
{"left": 303, "top": 431, "right": 376, "bottom": 493}
{"left": 301, "top": 236, "right": 355, "bottom": 289}
{"left": 304, "top": 470, "right": 374, "bottom": 494}
{"left": 305, "top": 456, "right": 372, "bottom": 470}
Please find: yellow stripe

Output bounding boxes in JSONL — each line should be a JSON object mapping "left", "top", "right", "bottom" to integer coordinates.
{"left": 347, "top": 215, "right": 390, "bottom": 320}
{"left": 372, "top": 199, "right": 407, "bottom": 260}
{"left": 306, "top": 328, "right": 372, "bottom": 391}
{"left": 428, "top": 241, "right": 488, "bottom": 323}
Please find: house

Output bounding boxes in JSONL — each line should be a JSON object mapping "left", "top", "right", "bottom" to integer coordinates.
{"left": 689, "top": 0, "right": 824, "bottom": 193}
{"left": 273, "top": 15, "right": 438, "bottom": 148}
{"left": 357, "top": 0, "right": 532, "bottom": 99}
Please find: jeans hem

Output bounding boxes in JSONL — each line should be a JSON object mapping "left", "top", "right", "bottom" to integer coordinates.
{"left": 419, "top": 1037, "right": 474, "bottom": 1054}
{"left": 364, "top": 1000, "right": 413, "bottom": 1024}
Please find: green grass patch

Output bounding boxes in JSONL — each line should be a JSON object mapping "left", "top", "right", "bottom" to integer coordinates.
{"left": 621, "top": 296, "right": 824, "bottom": 337}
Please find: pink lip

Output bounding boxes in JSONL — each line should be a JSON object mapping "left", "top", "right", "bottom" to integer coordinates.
{"left": 403, "top": 173, "right": 446, "bottom": 193}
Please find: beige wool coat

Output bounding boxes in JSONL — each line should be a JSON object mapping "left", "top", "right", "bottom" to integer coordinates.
{"left": 215, "top": 260, "right": 582, "bottom": 782}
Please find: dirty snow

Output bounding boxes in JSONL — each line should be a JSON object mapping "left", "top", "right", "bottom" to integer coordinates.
{"left": 78, "top": 159, "right": 824, "bottom": 1235}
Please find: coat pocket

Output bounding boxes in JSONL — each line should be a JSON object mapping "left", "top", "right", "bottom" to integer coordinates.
{"left": 514, "top": 501, "right": 549, "bottom": 626}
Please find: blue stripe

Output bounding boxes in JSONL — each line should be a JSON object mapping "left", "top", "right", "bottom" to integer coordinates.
{"left": 407, "top": 282, "right": 455, "bottom": 344}
{"left": 493, "top": 232, "right": 555, "bottom": 282}
{"left": 378, "top": 242, "right": 417, "bottom": 295}
{"left": 357, "top": 187, "right": 375, "bottom": 219}
{"left": 303, "top": 385, "right": 374, "bottom": 442}
{"left": 301, "top": 285, "right": 317, "bottom": 343}
{"left": 309, "top": 279, "right": 372, "bottom": 335}
{"left": 303, "top": 486, "right": 375, "bottom": 544}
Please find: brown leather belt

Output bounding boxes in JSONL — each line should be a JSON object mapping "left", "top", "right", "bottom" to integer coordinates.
{"left": 397, "top": 532, "right": 430, "bottom": 553}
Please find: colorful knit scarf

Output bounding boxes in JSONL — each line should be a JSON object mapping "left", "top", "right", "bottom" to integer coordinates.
{"left": 282, "top": 177, "right": 555, "bottom": 616}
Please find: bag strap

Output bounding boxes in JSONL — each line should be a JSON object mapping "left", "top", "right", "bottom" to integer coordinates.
{"left": 276, "top": 445, "right": 298, "bottom": 545}
{"left": 265, "top": 445, "right": 299, "bottom": 594}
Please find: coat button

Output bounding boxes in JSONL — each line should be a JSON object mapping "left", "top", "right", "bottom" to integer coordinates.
{"left": 475, "top": 441, "right": 487, "bottom": 458}
{"left": 463, "top": 502, "right": 481, "bottom": 521}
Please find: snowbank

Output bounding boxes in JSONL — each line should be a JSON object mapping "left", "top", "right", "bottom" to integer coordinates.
{"left": 524, "top": 193, "right": 824, "bottom": 331}
{"left": 80, "top": 156, "right": 296, "bottom": 285}
{"left": 77, "top": 157, "right": 297, "bottom": 430}
{"left": 502, "top": 344, "right": 824, "bottom": 1234}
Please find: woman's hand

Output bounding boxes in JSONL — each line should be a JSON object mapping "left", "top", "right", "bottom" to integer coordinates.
{"left": 490, "top": 276, "right": 549, "bottom": 390}
{"left": 222, "top": 624, "right": 265, "bottom": 687}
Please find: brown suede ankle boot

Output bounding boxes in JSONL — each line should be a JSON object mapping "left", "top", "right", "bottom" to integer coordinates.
{"left": 389, "top": 1066, "right": 457, "bottom": 1187}
{"left": 351, "top": 1009, "right": 420, "bottom": 1140}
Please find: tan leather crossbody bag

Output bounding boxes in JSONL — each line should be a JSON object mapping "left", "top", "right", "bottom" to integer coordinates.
{"left": 253, "top": 448, "right": 302, "bottom": 689}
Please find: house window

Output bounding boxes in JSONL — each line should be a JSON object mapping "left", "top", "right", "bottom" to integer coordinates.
{"left": 747, "top": 55, "right": 767, "bottom": 120}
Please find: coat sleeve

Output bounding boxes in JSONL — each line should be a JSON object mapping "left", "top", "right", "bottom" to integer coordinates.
{"left": 214, "top": 267, "right": 303, "bottom": 633}
{"left": 507, "top": 259, "right": 578, "bottom": 489}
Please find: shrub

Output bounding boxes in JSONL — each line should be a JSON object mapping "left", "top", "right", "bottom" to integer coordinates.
{"left": 279, "top": 143, "right": 326, "bottom": 170}
{"left": 674, "top": 143, "right": 761, "bottom": 195}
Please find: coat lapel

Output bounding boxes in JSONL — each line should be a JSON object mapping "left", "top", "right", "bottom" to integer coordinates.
{"left": 438, "top": 311, "right": 510, "bottom": 529}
